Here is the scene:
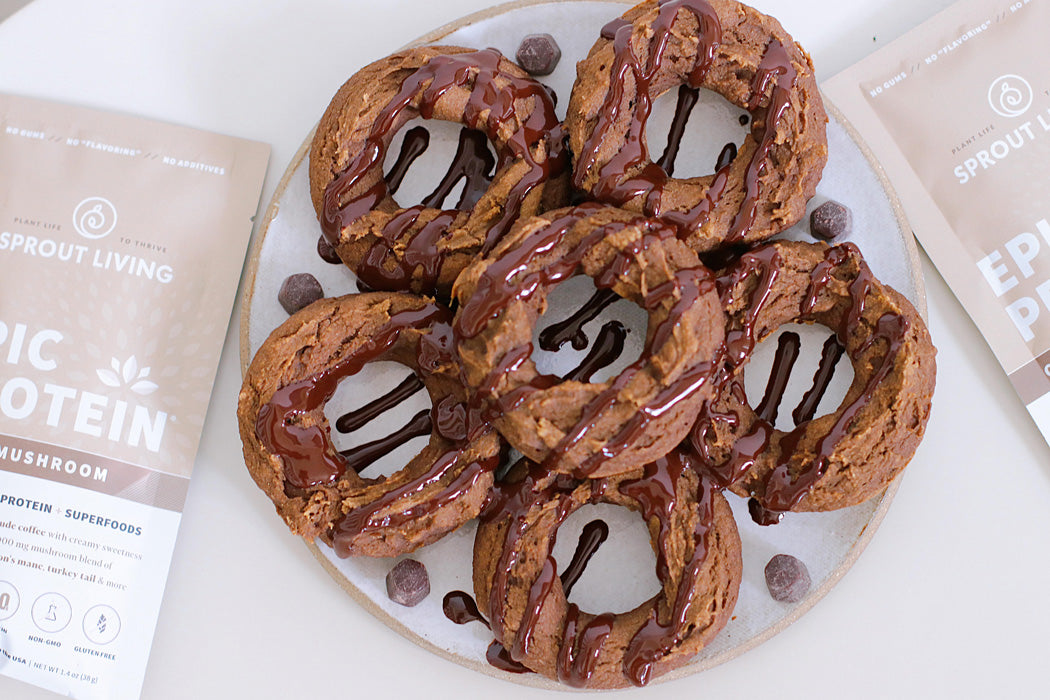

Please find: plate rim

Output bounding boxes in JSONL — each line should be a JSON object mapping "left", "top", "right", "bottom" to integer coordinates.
{"left": 237, "top": 0, "right": 923, "bottom": 689}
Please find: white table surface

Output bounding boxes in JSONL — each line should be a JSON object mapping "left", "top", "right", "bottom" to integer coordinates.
{"left": 2, "top": 0, "right": 1046, "bottom": 698}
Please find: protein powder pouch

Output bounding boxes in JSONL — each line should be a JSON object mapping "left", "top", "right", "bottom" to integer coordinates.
{"left": 824, "top": 0, "right": 1050, "bottom": 444}
{"left": 0, "top": 93, "right": 269, "bottom": 698}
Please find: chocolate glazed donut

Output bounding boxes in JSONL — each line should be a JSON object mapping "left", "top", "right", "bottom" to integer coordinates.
{"left": 689, "top": 240, "right": 936, "bottom": 524}
{"left": 472, "top": 450, "right": 741, "bottom": 688}
{"left": 453, "top": 204, "right": 726, "bottom": 478}
{"left": 310, "top": 46, "right": 569, "bottom": 299}
{"left": 237, "top": 293, "right": 501, "bottom": 557}
{"left": 565, "top": 0, "right": 827, "bottom": 250}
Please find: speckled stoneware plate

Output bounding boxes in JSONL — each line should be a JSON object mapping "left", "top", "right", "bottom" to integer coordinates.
{"left": 238, "top": 0, "right": 926, "bottom": 690}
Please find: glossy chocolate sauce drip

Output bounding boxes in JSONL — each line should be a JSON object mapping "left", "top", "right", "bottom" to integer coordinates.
{"left": 717, "top": 245, "right": 783, "bottom": 366}
{"left": 727, "top": 39, "right": 797, "bottom": 241}
{"left": 335, "top": 373, "right": 425, "bottom": 433}
{"left": 456, "top": 206, "right": 717, "bottom": 477}
{"left": 755, "top": 331, "right": 800, "bottom": 425}
{"left": 714, "top": 142, "right": 737, "bottom": 172}
{"left": 791, "top": 334, "right": 845, "bottom": 425}
{"left": 330, "top": 402, "right": 499, "bottom": 555}
{"left": 479, "top": 462, "right": 579, "bottom": 664}
{"left": 384, "top": 125, "right": 430, "bottom": 195}
{"left": 617, "top": 451, "right": 715, "bottom": 686}
{"left": 558, "top": 606, "right": 615, "bottom": 687}
{"left": 420, "top": 128, "right": 495, "bottom": 210}
{"left": 482, "top": 451, "right": 718, "bottom": 687}
{"left": 560, "top": 519, "right": 610, "bottom": 598}
{"left": 754, "top": 311, "right": 909, "bottom": 524}
{"left": 578, "top": 0, "right": 722, "bottom": 219}
{"left": 441, "top": 591, "right": 532, "bottom": 674}
{"left": 486, "top": 641, "right": 532, "bottom": 674}
{"left": 580, "top": 1, "right": 800, "bottom": 242}
{"left": 253, "top": 300, "right": 501, "bottom": 554}
{"left": 338, "top": 408, "right": 431, "bottom": 474}
{"left": 321, "top": 48, "right": 564, "bottom": 294}
{"left": 600, "top": 16, "right": 631, "bottom": 39}
{"left": 692, "top": 408, "right": 772, "bottom": 488}
{"left": 558, "top": 519, "right": 616, "bottom": 686}
{"left": 442, "top": 590, "right": 489, "bottom": 628}
{"left": 719, "top": 243, "right": 910, "bottom": 525}
{"left": 656, "top": 85, "right": 700, "bottom": 176}
{"left": 563, "top": 321, "right": 628, "bottom": 384}
{"left": 255, "top": 303, "right": 451, "bottom": 489}
{"left": 538, "top": 288, "right": 620, "bottom": 352}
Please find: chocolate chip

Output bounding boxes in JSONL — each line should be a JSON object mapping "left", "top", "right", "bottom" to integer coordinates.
{"left": 764, "top": 554, "right": 811, "bottom": 603}
{"left": 810, "top": 200, "right": 852, "bottom": 240}
{"left": 278, "top": 273, "right": 324, "bottom": 315}
{"left": 739, "top": 114, "right": 750, "bottom": 126}
{"left": 386, "top": 559, "right": 430, "bottom": 607}
{"left": 317, "top": 234, "right": 342, "bottom": 264}
{"left": 516, "top": 33, "right": 562, "bottom": 76}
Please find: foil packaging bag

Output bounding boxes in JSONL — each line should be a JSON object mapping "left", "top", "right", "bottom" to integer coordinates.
{"left": 824, "top": 0, "right": 1050, "bottom": 445}
{"left": 0, "top": 93, "right": 268, "bottom": 698}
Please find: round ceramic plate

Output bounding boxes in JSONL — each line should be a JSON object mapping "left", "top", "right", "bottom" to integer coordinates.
{"left": 239, "top": 0, "right": 925, "bottom": 689}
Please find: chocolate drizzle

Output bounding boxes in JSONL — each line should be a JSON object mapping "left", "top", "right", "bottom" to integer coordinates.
{"left": 336, "top": 374, "right": 425, "bottom": 433}
{"left": 443, "top": 590, "right": 488, "bottom": 627}
{"left": 576, "top": 0, "right": 722, "bottom": 220}
{"left": 253, "top": 299, "right": 502, "bottom": 555}
{"left": 714, "top": 142, "right": 737, "bottom": 172}
{"left": 254, "top": 303, "right": 451, "bottom": 489}
{"left": 753, "top": 309, "right": 909, "bottom": 524}
{"left": 755, "top": 331, "right": 800, "bottom": 425}
{"left": 618, "top": 451, "right": 715, "bottom": 686}
{"left": 339, "top": 408, "right": 431, "bottom": 474}
{"left": 385, "top": 125, "right": 430, "bottom": 195}
{"left": 563, "top": 321, "right": 628, "bottom": 384}
{"left": 792, "top": 335, "right": 845, "bottom": 425}
{"left": 558, "top": 605, "right": 616, "bottom": 687}
{"left": 538, "top": 288, "right": 620, "bottom": 352}
{"left": 655, "top": 85, "right": 700, "bottom": 176}
{"left": 577, "top": 0, "right": 800, "bottom": 241}
{"left": 728, "top": 39, "right": 797, "bottom": 241}
{"left": 441, "top": 591, "right": 532, "bottom": 674}
{"left": 321, "top": 48, "right": 564, "bottom": 294}
{"left": 480, "top": 462, "right": 578, "bottom": 664}
{"left": 560, "top": 519, "right": 610, "bottom": 598}
{"left": 420, "top": 128, "right": 496, "bottom": 210}
{"left": 478, "top": 450, "right": 719, "bottom": 687}
{"left": 690, "top": 243, "right": 911, "bottom": 525}
{"left": 456, "top": 206, "right": 717, "bottom": 477}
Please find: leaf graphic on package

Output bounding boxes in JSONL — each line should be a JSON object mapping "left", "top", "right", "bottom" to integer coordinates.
{"left": 122, "top": 355, "right": 138, "bottom": 383}
{"left": 97, "top": 368, "right": 121, "bottom": 387}
{"left": 98, "top": 613, "right": 107, "bottom": 634}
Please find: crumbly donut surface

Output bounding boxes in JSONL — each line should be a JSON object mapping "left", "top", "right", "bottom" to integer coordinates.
{"left": 310, "top": 46, "right": 568, "bottom": 298}
{"left": 453, "top": 206, "right": 726, "bottom": 478}
{"left": 238, "top": 293, "right": 500, "bottom": 556}
{"left": 693, "top": 240, "right": 936, "bottom": 511}
{"left": 565, "top": 0, "right": 828, "bottom": 251}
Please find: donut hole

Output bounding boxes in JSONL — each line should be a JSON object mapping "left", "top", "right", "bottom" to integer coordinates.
{"left": 324, "top": 361, "right": 433, "bottom": 479}
{"left": 645, "top": 85, "right": 749, "bottom": 180}
{"left": 741, "top": 323, "right": 855, "bottom": 432}
{"left": 530, "top": 275, "right": 648, "bottom": 383}
{"left": 549, "top": 503, "right": 660, "bottom": 614}
{"left": 383, "top": 118, "right": 497, "bottom": 212}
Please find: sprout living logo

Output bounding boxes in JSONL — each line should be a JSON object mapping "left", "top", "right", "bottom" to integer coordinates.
{"left": 73, "top": 197, "right": 117, "bottom": 239}
{"left": 988, "top": 74, "right": 1033, "bottom": 118}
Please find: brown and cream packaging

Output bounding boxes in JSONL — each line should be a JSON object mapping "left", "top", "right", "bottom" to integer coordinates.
{"left": 824, "top": 0, "right": 1050, "bottom": 443}
{"left": 0, "top": 93, "right": 268, "bottom": 699}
